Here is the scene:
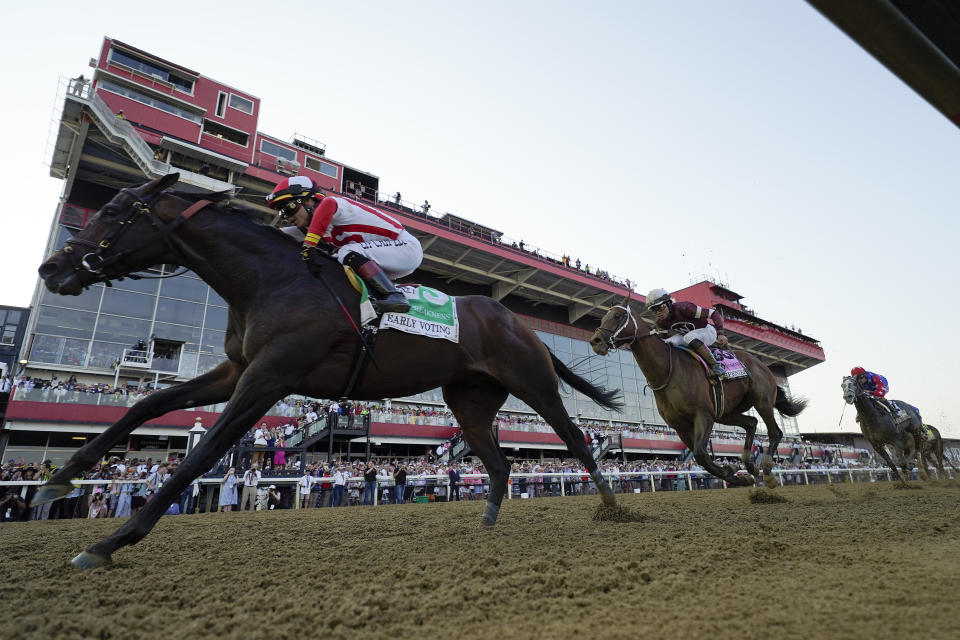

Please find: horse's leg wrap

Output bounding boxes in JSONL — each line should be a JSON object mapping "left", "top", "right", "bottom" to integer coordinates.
{"left": 591, "top": 469, "right": 616, "bottom": 505}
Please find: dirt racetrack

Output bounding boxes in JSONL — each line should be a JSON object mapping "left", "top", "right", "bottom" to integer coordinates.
{"left": 2, "top": 481, "right": 959, "bottom": 640}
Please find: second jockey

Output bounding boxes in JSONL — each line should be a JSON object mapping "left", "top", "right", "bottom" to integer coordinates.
{"left": 266, "top": 176, "right": 422, "bottom": 314}
{"left": 851, "top": 366, "right": 902, "bottom": 419}
{"left": 647, "top": 288, "right": 726, "bottom": 380}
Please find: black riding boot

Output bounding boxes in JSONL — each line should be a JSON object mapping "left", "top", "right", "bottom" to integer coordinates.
{"left": 689, "top": 339, "right": 724, "bottom": 381}
{"left": 343, "top": 252, "right": 410, "bottom": 314}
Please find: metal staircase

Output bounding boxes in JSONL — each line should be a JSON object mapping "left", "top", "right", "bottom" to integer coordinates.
{"left": 48, "top": 77, "right": 234, "bottom": 193}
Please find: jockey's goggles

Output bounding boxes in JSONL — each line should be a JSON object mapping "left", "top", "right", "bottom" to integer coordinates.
{"left": 649, "top": 302, "right": 668, "bottom": 313}
{"left": 279, "top": 199, "right": 303, "bottom": 218}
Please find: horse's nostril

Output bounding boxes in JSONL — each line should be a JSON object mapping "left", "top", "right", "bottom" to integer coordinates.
{"left": 38, "top": 261, "right": 60, "bottom": 278}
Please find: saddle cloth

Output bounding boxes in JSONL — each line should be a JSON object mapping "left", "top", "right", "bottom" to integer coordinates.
{"left": 711, "top": 348, "right": 750, "bottom": 380}
{"left": 378, "top": 285, "right": 460, "bottom": 343}
{"left": 676, "top": 345, "right": 749, "bottom": 381}
{"left": 344, "top": 267, "right": 460, "bottom": 343}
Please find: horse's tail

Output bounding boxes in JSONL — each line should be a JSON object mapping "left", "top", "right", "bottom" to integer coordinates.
{"left": 549, "top": 350, "right": 623, "bottom": 411}
{"left": 775, "top": 386, "right": 807, "bottom": 417}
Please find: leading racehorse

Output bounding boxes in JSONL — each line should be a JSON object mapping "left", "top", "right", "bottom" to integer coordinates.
{"left": 33, "top": 173, "right": 622, "bottom": 568}
{"left": 840, "top": 375, "right": 926, "bottom": 482}
{"left": 590, "top": 297, "right": 807, "bottom": 487}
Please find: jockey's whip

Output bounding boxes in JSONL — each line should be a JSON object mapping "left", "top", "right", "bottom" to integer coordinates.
{"left": 838, "top": 400, "right": 846, "bottom": 427}
{"left": 314, "top": 269, "right": 382, "bottom": 373}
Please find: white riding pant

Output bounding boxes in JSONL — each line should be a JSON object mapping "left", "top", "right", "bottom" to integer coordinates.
{"left": 665, "top": 325, "right": 717, "bottom": 348}
{"left": 337, "top": 230, "right": 423, "bottom": 279}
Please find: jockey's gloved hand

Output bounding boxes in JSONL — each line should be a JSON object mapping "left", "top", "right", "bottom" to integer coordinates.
{"left": 300, "top": 245, "right": 325, "bottom": 276}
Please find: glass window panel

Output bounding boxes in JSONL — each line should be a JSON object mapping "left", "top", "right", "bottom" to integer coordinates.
{"left": 59, "top": 338, "right": 89, "bottom": 367}
{"left": 197, "top": 354, "right": 226, "bottom": 376}
{"left": 153, "top": 322, "right": 201, "bottom": 345}
{"left": 89, "top": 341, "right": 124, "bottom": 369}
{"left": 260, "top": 139, "right": 297, "bottom": 161}
{"left": 535, "top": 331, "right": 554, "bottom": 350}
{"left": 40, "top": 285, "right": 103, "bottom": 312}
{"left": 203, "top": 305, "right": 228, "bottom": 331}
{"left": 207, "top": 290, "right": 227, "bottom": 307}
{"left": 29, "top": 335, "right": 64, "bottom": 364}
{"left": 571, "top": 339, "right": 589, "bottom": 356}
{"left": 36, "top": 306, "right": 97, "bottom": 339}
{"left": 100, "top": 289, "right": 156, "bottom": 319}
{"left": 156, "top": 298, "right": 204, "bottom": 326}
{"left": 93, "top": 315, "right": 152, "bottom": 346}
{"left": 553, "top": 336, "right": 571, "bottom": 354}
{"left": 113, "top": 276, "right": 160, "bottom": 295}
{"left": 159, "top": 276, "right": 207, "bottom": 302}
{"left": 201, "top": 329, "right": 226, "bottom": 355}
{"left": 606, "top": 360, "right": 621, "bottom": 376}
{"left": 228, "top": 94, "right": 254, "bottom": 114}
{"left": 5, "top": 310, "right": 21, "bottom": 325}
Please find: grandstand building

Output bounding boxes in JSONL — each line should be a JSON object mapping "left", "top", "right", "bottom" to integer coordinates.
{"left": 0, "top": 38, "right": 826, "bottom": 466}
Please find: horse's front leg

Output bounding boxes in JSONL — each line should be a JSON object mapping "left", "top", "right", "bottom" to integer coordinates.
{"left": 872, "top": 440, "right": 905, "bottom": 483}
{"left": 71, "top": 366, "right": 289, "bottom": 569}
{"left": 34, "top": 361, "right": 242, "bottom": 506}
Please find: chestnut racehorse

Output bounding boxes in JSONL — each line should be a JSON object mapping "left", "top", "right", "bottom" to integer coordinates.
{"left": 590, "top": 297, "right": 806, "bottom": 487}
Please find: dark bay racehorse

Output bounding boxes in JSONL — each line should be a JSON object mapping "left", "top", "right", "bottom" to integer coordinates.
{"left": 34, "top": 173, "right": 622, "bottom": 568}
{"left": 590, "top": 297, "right": 807, "bottom": 487}
{"left": 918, "top": 424, "right": 959, "bottom": 479}
{"left": 840, "top": 376, "right": 925, "bottom": 482}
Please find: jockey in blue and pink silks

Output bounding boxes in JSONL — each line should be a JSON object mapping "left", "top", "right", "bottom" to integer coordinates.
{"left": 851, "top": 366, "right": 903, "bottom": 419}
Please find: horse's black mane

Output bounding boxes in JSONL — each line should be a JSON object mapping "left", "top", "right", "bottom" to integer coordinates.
{"left": 167, "top": 189, "right": 301, "bottom": 247}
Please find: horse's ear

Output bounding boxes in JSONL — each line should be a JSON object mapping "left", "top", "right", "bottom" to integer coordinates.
{"left": 144, "top": 172, "right": 180, "bottom": 194}
{"left": 621, "top": 293, "right": 631, "bottom": 306}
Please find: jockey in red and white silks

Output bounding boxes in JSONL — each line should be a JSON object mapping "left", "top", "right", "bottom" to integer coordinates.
{"left": 303, "top": 195, "right": 423, "bottom": 279}
{"left": 266, "top": 176, "right": 421, "bottom": 313}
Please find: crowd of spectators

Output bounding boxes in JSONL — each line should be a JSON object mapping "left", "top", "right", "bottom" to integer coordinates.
{"left": 2, "top": 448, "right": 910, "bottom": 524}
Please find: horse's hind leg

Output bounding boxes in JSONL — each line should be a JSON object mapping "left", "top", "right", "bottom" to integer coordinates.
{"left": 34, "top": 361, "right": 242, "bottom": 506}
{"left": 717, "top": 413, "right": 759, "bottom": 477}
{"left": 512, "top": 387, "right": 616, "bottom": 506}
{"left": 443, "top": 379, "right": 509, "bottom": 526}
{"left": 755, "top": 404, "right": 784, "bottom": 488}
{"left": 692, "top": 411, "right": 751, "bottom": 486}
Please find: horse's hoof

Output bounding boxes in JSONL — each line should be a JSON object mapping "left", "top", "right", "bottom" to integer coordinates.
{"left": 71, "top": 550, "right": 112, "bottom": 570}
{"left": 31, "top": 484, "right": 73, "bottom": 506}
{"left": 480, "top": 517, "right": 497, "bottom": 527}
{"left": 762, "top": 474, "right": 779, "bottom": 488}
{"left": 601, "top": 494, "right": 617, "bottom": 507}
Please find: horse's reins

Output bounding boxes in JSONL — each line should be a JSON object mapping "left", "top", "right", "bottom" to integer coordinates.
{"left": 598, "top": 304, "right": 674, "bottom": 392}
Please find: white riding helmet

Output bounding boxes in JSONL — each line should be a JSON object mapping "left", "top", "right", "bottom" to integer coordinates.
{"left": 646, "top": 288, "right": 672, "bottom": 309}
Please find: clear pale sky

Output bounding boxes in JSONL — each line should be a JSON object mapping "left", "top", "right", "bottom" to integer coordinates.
{"left": 2, "top": 1, "right": 958, "bottom": 436}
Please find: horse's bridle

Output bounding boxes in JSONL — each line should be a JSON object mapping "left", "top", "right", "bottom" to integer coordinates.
{"left": 60, "top": 187, "right": 210, "bottom": 284}
{"left": 597, "top": 304, "right": 674, "bottom": 392}
{"left": 596, "top": 304, "right": 641, "bottom": 349}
